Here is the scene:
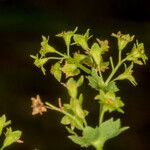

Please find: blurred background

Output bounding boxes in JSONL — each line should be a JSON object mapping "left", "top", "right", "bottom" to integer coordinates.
{"left": 0, "top": 0, "right": 150, "bottom": 150}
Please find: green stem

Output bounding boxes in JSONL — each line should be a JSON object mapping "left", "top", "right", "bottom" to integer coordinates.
{"left": 55, "top": 51, "right": 66, "bottom": 57}
{"left": 99, "top": 104, "right": 105, "bottom": 126}
{"left": 46, "top": 102, "right": 84, "bottom": 130}
{"left": 92, "top": 140, "right": 104, "bottom": 150}
{"left": 105, "top": 58, "right": 126, "bottom": 85}
{"left": 47, "top": 57, "right": 63, "bottom": 60}
{"left": 67, "top": 46, "right": 70, "bottom": 56}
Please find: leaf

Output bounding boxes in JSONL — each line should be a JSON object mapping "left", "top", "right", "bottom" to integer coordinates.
{"left": 68, "top": 119, "right": 129, "bottom": 148}
{"left": 50, "top": 61, "right": 62, "bottom": 82}
{"left": 105, "top": 81, "right": 119, "bottom": 92}
{"left": 87, "top": 69, "right": 104, "bottom": 91}
{"left": 68, "top": 127, "right": 99, "bottom": 148}
{"left": 98, "top": 118, "right": 129, "bottom": 142}
{"left": 2, "top": 128, "right": 22, "bottom": 149}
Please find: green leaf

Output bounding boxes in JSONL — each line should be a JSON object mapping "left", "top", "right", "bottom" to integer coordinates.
{"left": 68, "top": 119, "right": 129, "bottom": 148}
{"left": 98, "top": 118, "right": 129, "bottom": 142}
{"left": 68, "top": 127, "right": 99, "bottom": 148}
{"left": 2, "top": 128, "right": 22, "bottom": 149}
{"left": 0, "top": 115, "right": 11, "bottom": 136}
{"left": 50, "top": 61, "right": 62, "bottom": 82}
{"left": 87, "top": 69, "right": 105, "bottom": 91}
{"left": 61, "top": 62, "right": 80, "bottom": 78}
{"left": 105, "top": 81, "right": 119, "bottom": 92}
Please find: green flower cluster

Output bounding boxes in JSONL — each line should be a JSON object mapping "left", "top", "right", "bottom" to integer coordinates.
{"left": 31, "top": 28, "right": 148, "bottom": 150}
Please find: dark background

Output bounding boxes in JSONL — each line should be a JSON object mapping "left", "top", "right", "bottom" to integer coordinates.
{"left": 0, "top": 0, "right": 150, "bottom": 150}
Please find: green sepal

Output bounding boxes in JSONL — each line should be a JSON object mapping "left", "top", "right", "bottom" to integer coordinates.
{"left": 90, "top": 42, "right": 102, "bottom": 66}
{"left": 73, "top": 29, "right": 91, "bottom": 51}
{"left": 50, "top": 61, "right": 62, "bottom": 82}
{"left": 66, "top": 76, "right": 84, "bottom": 99}
{"left": 56, "top": 27, "right": 78, "bottom": 50}
{"left": 30, "top": 54, "right": 49, "bottom": 75}
{"left": 61, "top": 61, "right": 80, "bottom": 78}
{"left": 0, "top": 115, "right": 11, "bottom": 136}
{"left": 73, "top": 53, "right": 87, "bottom": 63}
{"left": 40, "top": 36, "right": 57, "bottom": 57}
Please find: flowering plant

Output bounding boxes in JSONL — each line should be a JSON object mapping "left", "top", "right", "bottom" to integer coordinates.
{"left": 31, "top": 28, "right": 147, "bottom": 150}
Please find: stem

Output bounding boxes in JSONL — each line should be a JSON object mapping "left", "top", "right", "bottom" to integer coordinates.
{"left": 99, "top": 104, "right": 105, "bottom": 126}
{"left": 55, "top": 51, "right": 66, "bottom": 57}
{"left": 47, "top": 57, "right": 63, "bottom": 60}
{"left": 67, "top": 46, "right": 70, "bottom": 56}
{"left": 98, "top": 66, "right": 104, "bottom": 82}
{"left": 92, "top": 140, "right": 104, "bottom": 150}
{"left": 105, "top": 58, "right": 126, "bottom": 85}
{"left": 46, "top": 102, "right": 84, "bottom": 130}
{"left": 109, "top": 56, "right": 114, "bottom": 71}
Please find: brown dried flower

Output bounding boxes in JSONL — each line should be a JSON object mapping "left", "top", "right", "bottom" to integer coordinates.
{"left": 31, "top": 95, "right": 47, "bottom": 115}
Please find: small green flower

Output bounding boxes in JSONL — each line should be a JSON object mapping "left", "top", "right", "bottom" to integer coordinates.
{"left": 39, "top": 36, "right": 57, "bottom": 57}
{"left": 114, "top": 63, "right": 137, "bottom": 86}
{"left": 112, "top": 31, "right": 134, "bottom": 51}
{"left": 95, "top": 90, "right": 124, "bottom": 113}
{"left": 30, "top": 54, "right": 49, "bottom": 75}
{"left": 127, "top": 41, "right": 148, "bottom": 65}
{"left": 73, "top": 29, "right": 92, "bottom": 51}
{"left": 56, "top": 27, "right": 78, "bottom": 50}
